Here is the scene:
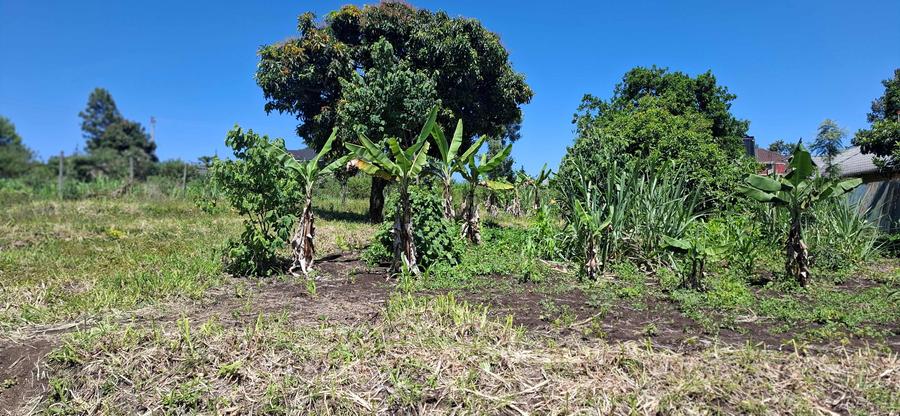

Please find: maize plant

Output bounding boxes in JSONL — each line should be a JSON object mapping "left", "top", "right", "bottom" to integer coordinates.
{"left": 739, "top": 143, "right": 862, "bottom": 287}
{"left": 268, "top": 130, "right": 347, "bottom": 276}
{"left": 457, "top": 136, "right": 513, "bottom": 244}
{"left": 429, "top": 116, "right": 464, "bottom": 219}
{"left": 346, "top": 109, "right": 435, "bottom": 275}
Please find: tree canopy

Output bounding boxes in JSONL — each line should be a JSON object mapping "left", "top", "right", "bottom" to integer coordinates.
{"left": 75, "top": 88, "right": 158, "bottom": 179}
{"left": 811, "top": 119, "right": 846, "bottom": 177}
{"left": 853, "top": 68, "right": 900, "bottom": 170}
{"left": 255, "top": 2, "right": 533, "bottom": 221}
{"left": 559, "top": 66, "right": 753, "bottom": 206}
{"left": 0, "top": 115, "right": 34, "bottom": 178}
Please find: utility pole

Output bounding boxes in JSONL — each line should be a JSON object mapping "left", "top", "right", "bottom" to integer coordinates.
{"left": 150, "top": 116, "right": 156, "bottom": 143}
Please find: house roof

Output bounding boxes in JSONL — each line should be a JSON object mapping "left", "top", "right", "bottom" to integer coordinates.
{"left": 755, "top": 147, "right": 786, "bottom": 164}
{"left": 812, "top": 146, "right": 878, "bottom": 177}
{"left": 286, "top": 148, "right": 316, "bottom": 161}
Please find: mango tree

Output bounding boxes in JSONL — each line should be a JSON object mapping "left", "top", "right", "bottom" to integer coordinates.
{"left": 266, "top": 130, "right": 346, "bottom": 276}
{"left": 457, "top": 137, "right": 513, "bottom": 243}
{"left": 346, "top": 111, "right": 435, "bottom": 275}
{"left": 429, "top": 118, "right": 464, "bottom": 219}
{"left": 739, "top": 143, "right": 861, "bottom": 286}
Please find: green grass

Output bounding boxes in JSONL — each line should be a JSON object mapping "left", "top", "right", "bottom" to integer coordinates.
{"left": 0, "top": 194, "right": 375, "bottom": 330}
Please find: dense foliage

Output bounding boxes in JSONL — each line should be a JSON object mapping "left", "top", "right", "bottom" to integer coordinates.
{"left": 0, "top": 115, "right": 34, "bottom": 178}
{"left": 255, "top": 2, "right": 532, "bottom": 220}
{"left": 365, "top": 185, "right": 464, "bottom": 269}
{"left": 211, "top": 126, "right": 302, "bottom": 276}
{"left": 559, "top": 67, "right": 754, "bottom": 207}
{"left": 853, "top": 68, "right": 900, "bottom": 170}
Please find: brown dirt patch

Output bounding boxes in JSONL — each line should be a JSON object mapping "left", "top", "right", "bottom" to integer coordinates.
{"left": 0, "top": 337, "right": 53, "bottom": 415}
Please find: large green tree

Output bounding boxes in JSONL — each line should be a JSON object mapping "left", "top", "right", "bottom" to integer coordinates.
{"left": 559, "top": 66, "right": 753, "bottom": 206}
{"left": 853, "top": 68, "right": 900, "bottom": 170}
{"left": 77, "top": 88, "right": 158, "bottom": 178}
{"left": 256, "top": 2, "right": 533, "bottom": 221}
{"left": 811, "top": 119, "right": 846, "bottom": 177}
{"left": 79, "top": 88, "right": 123, "bottom": 146}
{"left": 0, "top": 116, "right": 34, "bottom": 178}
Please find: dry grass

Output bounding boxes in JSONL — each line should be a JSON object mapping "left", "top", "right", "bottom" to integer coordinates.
{"left": 36, "top": 294, "right": 899, "bottom": 415}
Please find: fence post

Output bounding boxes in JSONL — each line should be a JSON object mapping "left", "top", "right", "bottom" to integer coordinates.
{"left": 57, "top": 151, "right": 64, "bottom": 200}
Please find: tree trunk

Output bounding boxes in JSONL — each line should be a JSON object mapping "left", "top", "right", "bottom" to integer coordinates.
{"left": 369, "top": 176, "right": 388, "bottom": 223}
{"left": 786, "top": 216, "right": 810, "bottom": 286}
{"left": 289, "top": 196, "right": 315, "bottom": 277}
{"left": 532, "top": 186, "right": 540, "bottom": 211}
{"left": 461, "top": 184, "right": 481, "bottom": 244}
{"left": 393, "top": 183, "right": 419, "bottom": 275}
{"left": 508, "top": 188, "right": 522, "bottom": 217}
{"left": 442, "top": 179, "right": 455, "bottom": 219}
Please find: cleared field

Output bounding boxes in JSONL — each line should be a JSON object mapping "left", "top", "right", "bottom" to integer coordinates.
{"left": 1, "top": 195, "right": 898, "bottom": 414}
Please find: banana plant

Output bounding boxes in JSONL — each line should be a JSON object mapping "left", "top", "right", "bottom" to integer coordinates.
{"left": 530, "top": 164, "right": 553, "bottom": 211}
{"left": 457, "top": 136, "right": 513, "bottom": 244}
{"left": 429, "top": 116, "right": 464, "bottom": 219}
{"left": 506, "top": 171, "right": 530, "bottom": 217}
{"left": 739, "top": 142, "right": 862, "bottom": 286}
{"left": 661, "top": 235, "right": 724, "bottom": 291}
{"left": 573, "top": 191, "right": 613, "bottom": 280}
{"left": 345, "top": 109, "right": 436, "bottom": 275}
{"left": 267, "top": 130, "right": 348, "bottom": 276}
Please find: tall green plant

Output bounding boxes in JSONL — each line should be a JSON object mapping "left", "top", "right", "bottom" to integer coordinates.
{"left": 267, "top": 130, "right": 347, "bottom": 276}
{"left": 457, "top": 136, "right": 513, "bottom": 244}
{"left": 739, "top": 143, "right": 862, "bottom": 286}
{"left": 430, "top": 118, "right": 464, "bottom": 219}
{"left": 346, "top": 110, "right": 435, "bottom": 274}
{"left": 211, "top": 126, "right": 302, "bottom": 276}
{"left": 530, "top": 164, "right": 552, "bottom": 211}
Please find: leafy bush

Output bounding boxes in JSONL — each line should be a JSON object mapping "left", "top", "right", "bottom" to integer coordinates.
{"left": 210, "top": 126, "right": 302, "bottom": 276}
{"left": 364, "top": 185, "right": 463, "bottom": 269}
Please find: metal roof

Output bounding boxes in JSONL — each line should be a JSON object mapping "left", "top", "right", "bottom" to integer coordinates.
{"left": 812, "top": 146, "right": 878, "bottom": 177}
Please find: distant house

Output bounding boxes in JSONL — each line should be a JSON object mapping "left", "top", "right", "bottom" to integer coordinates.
{"left": 743, "top": 136, "right": 787, "bottom": 175}
{"left": 814, "top": 146, "right": 900, "bottom": 233}
{"left": 287, "top": 148, "right": 316, "bottom": 161}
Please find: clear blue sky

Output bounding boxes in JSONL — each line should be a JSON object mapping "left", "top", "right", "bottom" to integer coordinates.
{"left": 2, "top": 0, "right": 898, "bottom": 173}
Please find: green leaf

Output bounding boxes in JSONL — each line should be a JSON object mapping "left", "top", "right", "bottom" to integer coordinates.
{"left": 387, "top": 138, "right": 411, "bottom": 171}
{"left": 478, "top": 144, "right": 512, "bottom": 175}
{"left": 662, "top": 235, "right": 692, "bottom": 252}
{"left": 786, "top": 143, "right": 815, "bottom": 186}
{"left": 746, "top": 174, "right": 782, "bottom": 192}
{"left": 416, "top": 106, "right": 439, "bottom": 144}
{"left": 449, "top": 119, "right": 463, "bottom": 159}
{"left": 408, "top": 141, "right": 431, "bottom": 177}
{"left": 460, "top": 135, "right": 486, "bottom": 163}
{"left": 431, "top": 123, "right": 449, "bottom": 162}
{"left": 483, "top": 180, "right": 513, "bottom": 190}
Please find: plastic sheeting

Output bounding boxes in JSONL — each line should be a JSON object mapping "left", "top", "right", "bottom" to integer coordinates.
{"left": 848, "top": 179, "right": 900, "bottom": 233}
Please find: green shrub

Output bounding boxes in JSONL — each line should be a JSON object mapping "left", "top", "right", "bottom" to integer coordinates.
{"left": 210, "top": 126, "right": 302, "bottom": 276}
{"left": 364, "top": 185, "right": 463, "bottom": 269}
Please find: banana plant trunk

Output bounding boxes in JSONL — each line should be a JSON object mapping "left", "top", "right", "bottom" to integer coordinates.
{"left": 289, "top": 195, "right": 315, "bottom": 277}
{"left": 461, "top": 184, "right": 481, "bottom": 244}
{"left": 442, "top": 179, "right": 455, "bottom": 219}
{"left": 394, "top": 182, "right": 419, "bottom": 275}
{"left": 786, "top": 214, "right": 810, "bottom": 286}
{"left": 584, "top": 236, "right": 599, "bottom": 280}
{"left": 532, "top": 186, "right": 541, "bottom": 211}
{"left": 508, "top": 189, "right": 522, "bottom": 217}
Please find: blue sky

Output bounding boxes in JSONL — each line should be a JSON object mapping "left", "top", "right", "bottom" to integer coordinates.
{"left": 1, "top": 0, "right": 898, "bottom": 173}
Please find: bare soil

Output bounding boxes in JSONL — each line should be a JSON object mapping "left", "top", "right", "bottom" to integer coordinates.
{"left": 1, "top": 252, "right": 896, "bottom": 415}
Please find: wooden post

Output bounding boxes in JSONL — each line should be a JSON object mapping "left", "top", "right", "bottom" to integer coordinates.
{"left": 57, "top": 151, "right": 64, "bottom": 199}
